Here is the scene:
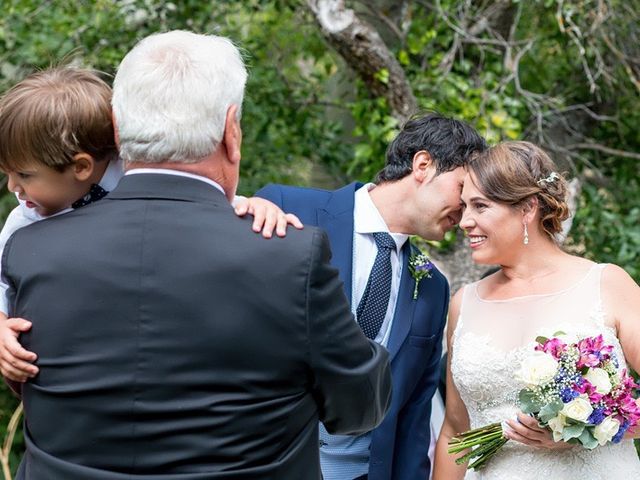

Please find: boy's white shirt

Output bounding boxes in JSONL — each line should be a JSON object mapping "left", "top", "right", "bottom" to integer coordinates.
{"left": 0, "top": 158, "right": 245, "bottom": 315}
{"left": 0, "top": 158, "right": 123, "bottom": 315}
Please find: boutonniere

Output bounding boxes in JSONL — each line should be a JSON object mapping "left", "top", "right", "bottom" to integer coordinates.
{"left": 408, "top": 252, "right": 433, "bottom": 300}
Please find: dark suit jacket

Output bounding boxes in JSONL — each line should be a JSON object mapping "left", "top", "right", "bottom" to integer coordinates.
{"left": 257, "top": 182, "right": 449, "bottom": 480}
{"left": 2, "top": 173, "right": 392, "bottom": 479}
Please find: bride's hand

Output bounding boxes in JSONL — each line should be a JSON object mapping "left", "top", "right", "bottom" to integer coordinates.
{"left": 504, "top": 413, "right": 575, "bottom": 450}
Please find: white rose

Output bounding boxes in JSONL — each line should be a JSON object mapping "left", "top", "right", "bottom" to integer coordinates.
{"left": 548, "top": 414, "right": 568, "bottom": 442}
{"left": 561, "top": 395, "right": 594, "bottom": 422}
{"left": 584, "top": 368, "right": 613, "bottom": 394}
{"left": 593, "top": 416, "right": 620, "bottom": 446}
{"left": 517, "top": 351, "right": 559, "bottom": 387}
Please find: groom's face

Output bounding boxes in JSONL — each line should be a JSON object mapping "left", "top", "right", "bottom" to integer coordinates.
{"left": 413, "top": 165, "right": 466, "bottom": 240}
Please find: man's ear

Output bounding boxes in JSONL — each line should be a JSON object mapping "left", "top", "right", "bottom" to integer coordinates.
{"left": 72, "top": 153, "right": 95, "bottom": 181}
{"left": 412, "top": 150, "right": 436, "bottom": 184}
{"left": 222, "top": 105, "right": 242, "bottom": 165}
{"left": 112, "top": 112, "right": 120, "bottom": 149}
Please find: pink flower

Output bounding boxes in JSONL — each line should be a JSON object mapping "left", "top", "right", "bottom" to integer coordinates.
{"left": 620, "top": 370, "right": 640, "bottom": 393}
{"left": 535, "top": 337, "right": 566, "bottom": 360}
{"left": 576, "top": 335, "right": 613, "bottom": 368}
{"left": 618, "top": 395, "right": 640, "bottom": 426}
{"left": 575, "top": 380, "right": 604, "bottom": 404}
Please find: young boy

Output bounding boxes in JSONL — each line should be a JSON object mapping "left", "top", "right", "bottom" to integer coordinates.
{"left": 0, "top": 67, "right": 301, "bottom": 383}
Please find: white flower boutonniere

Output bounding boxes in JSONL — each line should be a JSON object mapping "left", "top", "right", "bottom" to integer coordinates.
{"left": 408, "top": 252, "right": 433, "bottom": 300}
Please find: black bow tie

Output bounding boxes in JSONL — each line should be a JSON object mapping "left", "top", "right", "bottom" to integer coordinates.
{"left": 72, "top": 184, "right": 108, "bottom": 209}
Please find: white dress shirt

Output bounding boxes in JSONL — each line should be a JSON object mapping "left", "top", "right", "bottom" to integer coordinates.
{"left": 352, "top": 183, "right": 408, "bottom": 347}
{"left": 124, "top": 168, "right": 226, "bottom": 197}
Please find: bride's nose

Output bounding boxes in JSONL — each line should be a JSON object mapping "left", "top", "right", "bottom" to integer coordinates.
{"left": 459, "top": 209, "right": 474, "bottom": 230}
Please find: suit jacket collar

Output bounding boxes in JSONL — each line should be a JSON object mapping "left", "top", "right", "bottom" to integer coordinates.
{"left": 316, "top": 182, "right": 362, "bottom": 304}
{"left": 107, "top": 172, "right": 230, "bottom": 207}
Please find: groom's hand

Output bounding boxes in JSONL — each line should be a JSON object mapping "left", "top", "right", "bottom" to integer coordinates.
{"left": 504, "top": 413, "right": 574, "bottom": 450}
{"left": 0, "top": 317, "right": 39, "bottom": 382}
{"left": 234, "top": 196, "right": 303, "bottom": 238}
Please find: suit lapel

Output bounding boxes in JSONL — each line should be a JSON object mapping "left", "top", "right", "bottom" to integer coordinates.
{"left": 316, "top": 182, "right": 360, "bottom": 304}
{"left": 386, "top": 241, "right": 417, "bottom": 362}
{"left": 318, "top": 182, "right": 418, "bottom": 361}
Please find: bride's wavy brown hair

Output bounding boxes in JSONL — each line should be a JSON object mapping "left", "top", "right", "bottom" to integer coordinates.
{"left": 468, "top": 141, "right": 570, "bottom": 239}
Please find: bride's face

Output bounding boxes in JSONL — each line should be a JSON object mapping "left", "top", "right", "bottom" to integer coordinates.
{"left": 459, "top": 173, "right": 524, "bottom": 264}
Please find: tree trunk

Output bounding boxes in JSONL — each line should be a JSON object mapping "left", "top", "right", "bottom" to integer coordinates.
{"left": 306, "top": 0, "right": 417, "bottom": 124}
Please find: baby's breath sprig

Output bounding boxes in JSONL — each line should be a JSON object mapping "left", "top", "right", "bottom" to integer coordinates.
{"left": 408, "top": 252, "right": 433, "bottom": 300}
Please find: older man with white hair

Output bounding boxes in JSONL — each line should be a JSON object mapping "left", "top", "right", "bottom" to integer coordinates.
{"left": 5, "top": 30, "right": 391, "bottom": 479}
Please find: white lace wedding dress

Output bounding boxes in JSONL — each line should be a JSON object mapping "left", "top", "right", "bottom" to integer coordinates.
{"left": 451, "top": 264, "right": 640, "bottom": 480}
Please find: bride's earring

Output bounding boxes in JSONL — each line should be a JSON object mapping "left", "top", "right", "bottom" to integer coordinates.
{"left": 523, "top": 223, "right": 529, "bottom": 245}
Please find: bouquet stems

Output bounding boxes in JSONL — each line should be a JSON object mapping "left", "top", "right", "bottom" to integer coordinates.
{"left": 448, "top": 422, "right": 508, "bottom": 470}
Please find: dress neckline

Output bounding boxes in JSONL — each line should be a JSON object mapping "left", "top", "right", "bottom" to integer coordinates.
{"left": 474, "top": 263, "right": 599, "bottom": 303}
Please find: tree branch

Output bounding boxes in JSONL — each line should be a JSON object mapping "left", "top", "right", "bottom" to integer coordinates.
{"left": 306, "top": 0, "right": 417, "bottom": 123}
{"left": 564, "top": 142, "right": 640, "bottom": 160}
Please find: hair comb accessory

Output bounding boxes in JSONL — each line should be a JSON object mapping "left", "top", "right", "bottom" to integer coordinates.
{"left": 536, "top": 171, "right": 560, "bottom": 187}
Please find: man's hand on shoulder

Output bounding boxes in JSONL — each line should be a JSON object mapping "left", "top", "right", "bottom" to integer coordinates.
{"left": 234, "top": 196, "right": 303, "bottom": 238}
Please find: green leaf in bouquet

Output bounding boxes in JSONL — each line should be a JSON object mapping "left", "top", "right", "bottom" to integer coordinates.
{"left": 552, "top": 331, "right": 567, "bottom": 337}
{"left": 538, "top": 400, "right": 564, "bottom": 424}
{"left": 519, "top": 389, "right": 543, "bottom": 414}
{"left": 578, "top": 428, "right": 599, "bottom": 450}
{"left": 562, "top": 423, "right": 585, "bottom": 441}
{"left": 535, "top": 336, "right": 549, "bottom": 345}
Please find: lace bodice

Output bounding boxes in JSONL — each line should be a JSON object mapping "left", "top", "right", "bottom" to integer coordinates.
{"left": 451, "top": 264, "right": 640, "bottom": 479}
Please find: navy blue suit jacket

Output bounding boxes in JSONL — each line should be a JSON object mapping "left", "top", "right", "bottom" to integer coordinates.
{"left": 257, "top": 182, "right": 449, "bottom": 480}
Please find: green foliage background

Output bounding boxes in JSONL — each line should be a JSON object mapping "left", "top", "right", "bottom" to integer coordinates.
{"left": 0, "top": 0, "right": 637, "bottom": 469}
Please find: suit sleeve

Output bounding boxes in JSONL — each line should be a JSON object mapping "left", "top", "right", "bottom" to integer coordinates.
{"left": 254, "top": 184, "right": 283, "bottom": 207}
{"left": 305, "top": 229, "right": 392, "bottom": 436}
{"left": 392, "top": 278, "right": 449, "bottom": 478}
{"left": 0, "top": 204, "right": 36, "bottom": 315}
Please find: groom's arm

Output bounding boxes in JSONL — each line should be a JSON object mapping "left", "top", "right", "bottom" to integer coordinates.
{"left": 254, "top": 184, "right": 284, "bottom": 208}
{"left": 305, "top": 228, "right": 392, "bottom": 435}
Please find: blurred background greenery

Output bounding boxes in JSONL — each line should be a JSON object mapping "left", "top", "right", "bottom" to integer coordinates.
{"left": 0, "top": 0, "right": 638, "bottom": 472}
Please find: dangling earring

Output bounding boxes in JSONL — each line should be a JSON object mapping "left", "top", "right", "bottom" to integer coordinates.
{"left": 523, "top": 223, "right": 529, "bottom": 245}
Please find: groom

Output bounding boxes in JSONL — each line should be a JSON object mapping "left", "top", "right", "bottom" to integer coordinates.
{"left": 2, "top": 31, "right": 392, "bottom": 479}
{"left": 257, "top": 113, "right": 486, "bottom": 479}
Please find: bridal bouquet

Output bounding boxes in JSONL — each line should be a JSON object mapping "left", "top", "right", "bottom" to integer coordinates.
{"left": 448, "top": 333, "right": 640, "bottom": 470}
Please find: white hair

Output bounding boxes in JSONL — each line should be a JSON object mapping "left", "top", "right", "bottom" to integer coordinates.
{"left": 112, "top": 30, "right": 247, "bottom": 164}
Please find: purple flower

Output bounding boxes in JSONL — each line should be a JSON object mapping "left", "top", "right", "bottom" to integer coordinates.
{"left": 611, "top": 353, "right": 620, "bottom": 369}
{"left": 588, "top": 407, "right": 606, "bottom": 425}
{"left": 560, "top": 387, "right": 580, "bottom": 403}
{"left": 612, "top": 420, "right": 630, "bottom": 443}
{"left": 414, "top": 261, "right": 433, "bottom": 272}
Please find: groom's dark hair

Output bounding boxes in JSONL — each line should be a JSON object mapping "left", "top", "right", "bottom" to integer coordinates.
{"left": 376, "top": 112, "right": 486, "bottom": 183}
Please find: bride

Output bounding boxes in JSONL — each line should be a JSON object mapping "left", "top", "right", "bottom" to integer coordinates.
{"left": 433, "top": 141, "right": 640, "bottom": 479}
